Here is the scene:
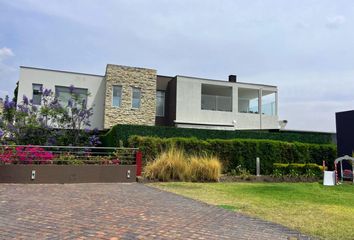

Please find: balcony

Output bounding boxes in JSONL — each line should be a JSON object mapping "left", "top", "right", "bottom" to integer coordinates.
{"left": 201, "top": 94, "right": 232, "bottom": 112}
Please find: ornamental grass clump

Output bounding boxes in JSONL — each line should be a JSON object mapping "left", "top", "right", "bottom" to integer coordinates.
{"left": 143, "top": 148, "right": 222, "bottom": 182}
{"left": 189, "top": 155, "right": 221, "bottom": 182}
{"left": 144, "top": 148, "right": 189, "bottom": 181}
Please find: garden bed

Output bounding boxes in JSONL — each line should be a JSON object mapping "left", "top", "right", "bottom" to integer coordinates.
{"left": 220, "top": 175, "right": 320, "bottom": 183}
{"left": 0, "top": 164, "right": 136, "bottom": 183}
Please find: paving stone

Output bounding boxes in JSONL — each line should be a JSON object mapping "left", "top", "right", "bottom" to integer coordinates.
{"left": 0, "top": 183, "right": 312, "bottom": 239}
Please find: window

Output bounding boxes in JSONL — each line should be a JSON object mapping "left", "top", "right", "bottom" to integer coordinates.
{"left": 112, "top": 85, "right": 122, "bottom": 107}
{"left": 32, "top": 84, "right": 43, "bottom": 105}
{"left": 55, "top": 86, "right": 88, "bottom": 107}
{"left": 261, "top": 91, "right": 276, "bottom": 116}
{"left": 201, "top": 84, "right": 232, "bottom": 112}
{"left": 156, "top": 91, "right": 165, "bottom": 117}
{"left": 131, "top": 87, "right": 141, "bottom": 109}
{"left": 238, "top": 88, "right": 259, "bottom": 114}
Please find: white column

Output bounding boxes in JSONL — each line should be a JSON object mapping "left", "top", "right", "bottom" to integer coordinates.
{"left": 259, "top": 88, "right": 262, "bottom": 129}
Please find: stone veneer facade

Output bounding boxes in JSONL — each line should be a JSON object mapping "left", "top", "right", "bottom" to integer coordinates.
{"left": 103, "top": 64, "right": 157, "bottom": 129}
{"left": 0, "top": 99, "right": 3, "bottom": 115}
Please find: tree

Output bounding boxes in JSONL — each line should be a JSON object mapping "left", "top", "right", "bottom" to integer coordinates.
{"left": 0, "top": 85, "right": 100, "bottom": 146}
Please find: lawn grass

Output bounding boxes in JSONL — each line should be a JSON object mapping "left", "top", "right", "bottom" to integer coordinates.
{"left": 150, "top": 182, "right": 354, "bottom": 240}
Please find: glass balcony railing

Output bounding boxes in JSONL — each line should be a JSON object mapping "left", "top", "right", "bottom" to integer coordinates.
{"left": 201, "top": 94, "right": 232, "bottom": 112}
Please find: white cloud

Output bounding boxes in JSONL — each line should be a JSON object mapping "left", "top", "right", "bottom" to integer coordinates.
{"left": 326, "top": 15, "right": 346, "bottom": 29}
{"left": 0, "top": 47, "right": 14, "bottom": 61}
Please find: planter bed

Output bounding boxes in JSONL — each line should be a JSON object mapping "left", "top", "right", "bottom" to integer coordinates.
{"left": 0, "top": 164, "right": 136, "bottom": 183}
{"left": 220, "top": 175, "right": 320, "bottom": 183}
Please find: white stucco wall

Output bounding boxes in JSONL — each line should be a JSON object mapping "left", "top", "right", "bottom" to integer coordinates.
{"left": 175, "top": 76, "right": 279, "bottom": 130}
{"left": 17, "top": 67, "right": 105, "bottom": 130}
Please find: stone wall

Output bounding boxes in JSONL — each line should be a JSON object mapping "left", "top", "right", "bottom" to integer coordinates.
{"left": 0, "top": 98, "right": 3, "bottom": 115}
{"left": 104, "top": 64, "right": 157, "bottom": 129}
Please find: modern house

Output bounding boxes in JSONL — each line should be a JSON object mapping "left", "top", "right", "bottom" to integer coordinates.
{"left": 17, "top": 64, "right": 280, "bottom": 130}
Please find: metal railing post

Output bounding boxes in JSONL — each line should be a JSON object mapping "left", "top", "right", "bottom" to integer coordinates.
{"left": 136, "top": 150, "right": 142, "bottom": 176}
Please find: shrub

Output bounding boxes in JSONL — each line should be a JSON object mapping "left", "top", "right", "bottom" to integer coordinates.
{"left": 0, "top": 87, "right": 101, "bottom": 146}
{"left": 189, "top": 155, "right": 221, "bottom": 182}
{"left": 101, "top": 124, "right": 334, "bottom": 147}
{"left": 143, "top": 148, "right": 189, "bottom": 181}
{"left": 129, "top": 136, "right": 337, "bottom": 174}
{"left": 272, "top": 163, "right": 324, "bottom": 177}
{"left": 228, "top": 165, "right": 251, "bottom": 178}
{"left": 143, "top": 148, "right": 222, "bottom": 182}
{"left": 0, "top": 146, "right": 54, "bottom": 164}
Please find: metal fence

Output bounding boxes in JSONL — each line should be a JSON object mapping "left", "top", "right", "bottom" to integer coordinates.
{"left": 0, "top": 145, "right": 139, "bottom": 165}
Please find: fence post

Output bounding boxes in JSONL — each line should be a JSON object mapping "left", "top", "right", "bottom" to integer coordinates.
{"left": 256, "top": 157, "right": 260, "bottom": 176}
{"left": 136, "top": 150, "right": 142, "bottom": 177}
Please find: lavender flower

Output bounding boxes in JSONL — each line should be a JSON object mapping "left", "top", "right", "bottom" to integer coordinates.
{"left": 43, "top": 89, "right": 52, "bottom": 97}
{"left": 69, "top": 85, "right": 75, "bottom": 94}
{"left": 67, "top": 99, "right": 73, "bottom": 107}
{"left": 0, "top": 129, "right": 4, "bottom": 138}
{"left": 88, "top": 135, "right": 101, "bottom": 146}
{"left": 23, "top": 95, "right": 29, "bottom": 105}
{"left": 4, "top": 96, "right": 16, "bottom": 110}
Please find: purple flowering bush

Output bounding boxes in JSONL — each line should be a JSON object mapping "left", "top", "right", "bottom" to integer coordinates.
{"left": 0, "top": 85, "right": 101, "bottom": 146}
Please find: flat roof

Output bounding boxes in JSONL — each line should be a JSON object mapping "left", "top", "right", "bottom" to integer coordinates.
{"left": 20, "top": 65, "right": 277, "bottom": 88}
{"left": 20, "top": 66, "right": 104, "bottom": 78}
{"left": 176, "top": 75, "right": 277, "bottom": 88}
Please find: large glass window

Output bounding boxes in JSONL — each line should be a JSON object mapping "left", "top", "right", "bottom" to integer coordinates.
{"left": 261, "top": 90, "right": 276, "bottom": 116}
{"left": 55, "top": 86, "right": 88, "bottom": 107}
{"left": 201, "top": 84, "right": 232, "bottom": 112}
{"left": 32, "top": 84, "right": 42, "bottom": 105}
{"left": 238, "top": 88, "right": 259, "bottom": 114}
{"left": 156, "top": 91, "right": 165, "bottom": 117}
{"left": 112, "top": 85, "right": 122, "bottom": 107}
{"left": 131, "top": 87, "right": 141, "bottom": 109}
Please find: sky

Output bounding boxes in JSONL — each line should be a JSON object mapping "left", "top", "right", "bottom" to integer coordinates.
{"left": 0, "top": 0, "right": 353, "bottom": 132}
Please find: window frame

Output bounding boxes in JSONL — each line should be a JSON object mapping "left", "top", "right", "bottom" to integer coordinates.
{"left": 112, "top": 85, "right": 122, "bottom": 108}
{"left": 131, "top": 87, "right": 141, "bottom": 109}
{"left": 156, "top": 90, "right": 165, "bottom": 117}
{"left": 32, "top": 83, "right": 43, "bottom": 105}
{"left": 55, "top": 85, "right": 88, "bottom": 108}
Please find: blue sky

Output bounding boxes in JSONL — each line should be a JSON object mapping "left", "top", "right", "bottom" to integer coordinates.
{"left": 0, "top": 0, "right": 353, "bottom": 132}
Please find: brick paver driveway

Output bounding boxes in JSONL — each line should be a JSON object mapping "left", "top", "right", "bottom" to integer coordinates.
{"left": 0, "top": 183, "right": 310, "bottom": 240}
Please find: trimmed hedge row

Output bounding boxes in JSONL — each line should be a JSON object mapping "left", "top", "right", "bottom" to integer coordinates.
{"left": 101, "top": 124, "right": 334, "bottom": 146}
{"left": 128, "top": 136, "right": 337, "bottom": 174}
{"left": 273, "top": 163, "right": 324, "bottom": 177}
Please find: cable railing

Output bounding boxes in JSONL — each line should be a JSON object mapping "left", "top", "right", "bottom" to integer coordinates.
{"left": 0, "top": 145, "right": 139, "bottom": 165}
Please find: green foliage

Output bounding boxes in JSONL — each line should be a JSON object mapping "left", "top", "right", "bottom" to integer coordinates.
{"left": 56, "top": 153, "right": 84, "bottom": 165}
{"left": 228, "top": 165, "right": 251, "bottom": 179}
{"left": 129, "top": 136, "right": 337, "bottom": 174}
{"left": 101, "top": 124, "right": 334, "bottom": 147}
{"left": 0, "top": 86, "right": 99, "bottom": 146}
{"left": 272, "top": 163, "right": 324, "bottom": 177}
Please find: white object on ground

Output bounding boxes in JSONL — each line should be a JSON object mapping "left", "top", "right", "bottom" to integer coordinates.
{"left": 323, "top": 171, "right": 335, "bottom": 186}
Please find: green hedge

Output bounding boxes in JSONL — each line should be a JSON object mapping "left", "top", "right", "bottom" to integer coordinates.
{"left": 101, "top": 124, "right": 334, "bottom": 147}
{"left": 128, "top": 136, "right": 337, "bottom": 174}
{"left": 273, "top": 163, "right": 324, "bottom": 177}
